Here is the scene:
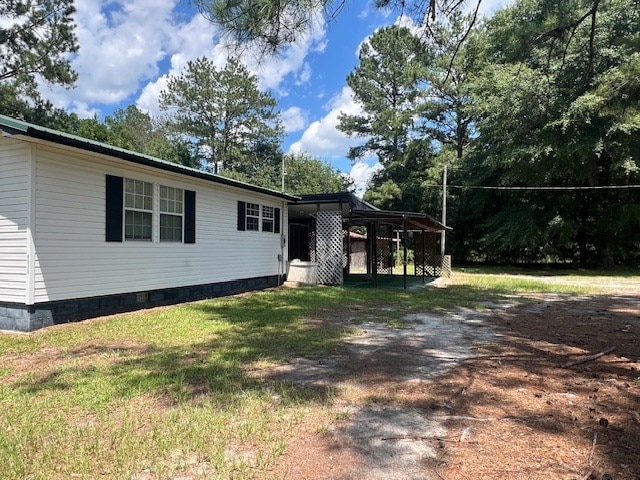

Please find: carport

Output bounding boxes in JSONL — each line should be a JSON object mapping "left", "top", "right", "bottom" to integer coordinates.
{"left": 287, "top": 193, "right": 451, "bottom": 289}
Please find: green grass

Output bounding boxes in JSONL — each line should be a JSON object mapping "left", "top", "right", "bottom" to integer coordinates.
{"left": 0, "top": 269, "right": 636, "bottom": 479}
{"left": 453, "top": 268, "right": 639, "bottom": 295}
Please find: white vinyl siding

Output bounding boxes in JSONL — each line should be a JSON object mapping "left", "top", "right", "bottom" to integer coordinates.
{"left": 31, "top": 142, "right": 286, "bottom": 303}
{"left": 0, "top": 138, "right": 30, "bottom": 303}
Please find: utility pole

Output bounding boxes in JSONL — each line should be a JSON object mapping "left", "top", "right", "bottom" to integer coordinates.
{"left": 441, "top": 163, "right": 447, "bottom": 257}
{"left": 281, "top": 155, "right": 285, "bottom": 192}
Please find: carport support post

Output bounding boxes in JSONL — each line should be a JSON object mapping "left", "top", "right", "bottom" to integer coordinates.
{"left": 346, "top": 226, "right": 351, "bottom": 276}
{"left": 366, "top": 222, "right": 372, "bottom": 279}
{"left": 421, "top": 229, "right": 426, "bottom": 283}
{"left": 395, "top": 229, "right": 401, "bottom": 275}
{"left": 373, "top": 221, "right": 378, "bottom": 288}
{"left": 403, "top": 217, "right": 408, "bottom": 291}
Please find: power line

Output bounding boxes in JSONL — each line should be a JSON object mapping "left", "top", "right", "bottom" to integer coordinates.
{"left": 423, "top": 184, "right": 640, "bottom": 191}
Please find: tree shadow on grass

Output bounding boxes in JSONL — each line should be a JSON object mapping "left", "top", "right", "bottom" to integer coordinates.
{"left": 10, "top": 286, "right": 640, "bottom": 478}
{"left": 13, "top": 287, "right": 382, "bottom": 407}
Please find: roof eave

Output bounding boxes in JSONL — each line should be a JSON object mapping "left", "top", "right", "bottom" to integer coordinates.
{"left": 0, "top": 115, "right": 299, "bottom": 202}
{"left": 350, "top": 209, "right": 450, "bottom": 231}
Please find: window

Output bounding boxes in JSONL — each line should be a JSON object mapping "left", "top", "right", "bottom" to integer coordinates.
{"left": 246, "top": 202, "right": 260, "bottom": 231}
{"left": 262, "top": 205, "right": 274, "bottom": 232}
{"left": 160, "top": 186, "right": 183, "bottom": 242}
{"left": 237, "top": 201, "right": 280, "bottom": 234}
{"left": 105, "top": 175, "right": 195, "bottom": 244}
{"left": 124, "top": 179, "right": 153, "bottom": 240}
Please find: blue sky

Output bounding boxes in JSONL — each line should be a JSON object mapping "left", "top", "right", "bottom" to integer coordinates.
{"left": 38, "top": 0, "right": 507, "bottom": 194}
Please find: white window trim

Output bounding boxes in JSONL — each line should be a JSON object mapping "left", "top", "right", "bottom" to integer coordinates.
{"left": 262, "top": 205, "right": 274, "bottom": 232}
{"left": 124, "top": 178, "right": 154, "bottom": 241}
{"left": 160, "top": 185, "right": 184, "bottom": 243}
{"left": 123, "top": 178, "right": 185, "bottom": 243}
{"left": 246, "top": 202, "right": 260, "bottom": 231}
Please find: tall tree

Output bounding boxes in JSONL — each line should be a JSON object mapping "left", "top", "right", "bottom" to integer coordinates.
{"left": 462, "top": 0, "right": 640, "bottom": 266}
{"left": 159, "top": 57, "right": 283, "bottom": 174}
{"left": 221, "top": 152, "right": 352, "bottom": 194}
{"left": 338, "top": 22, "right": 466, "bottom": 218}
{"left": 105, "top": 106, "right": 159, "bottom": 153}
{"left": 414, "top": 12, "right": 477, "bottom": 255}
{"left": 284, "top": 153, "right": 352, "bottom": 195}
{"left": 221, "top": 140, "right": 283, "bottom": 189}
{"left": 0, "top": 82, "right": 72, "bottom": 127}
{"left": 0, "top": 0, "right": 78, "bottom": 88}
{"left": 363, "top": 138, "right": 439, "bottom": 212}
{"left": 338, "top": 25, "right": 427, "bottom": 169}
{"left": 418, "top": 12, "right": 474, "bottom": 163}
{"left": 0, "top": 1, "right": 78, "bottom": 128}
{"left": 104, "top": 106, "right": 198, "bottom": 167}
{"left": 338, "top": 25, "right": 435, "bottom": 212}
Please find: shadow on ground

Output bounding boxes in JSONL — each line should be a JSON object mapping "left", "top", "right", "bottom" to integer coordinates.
{"left": 8, "top": 286, "right": 640, "bottom": 479}
{"left": 265, "top": 292, "right": 640, "bottom": 480}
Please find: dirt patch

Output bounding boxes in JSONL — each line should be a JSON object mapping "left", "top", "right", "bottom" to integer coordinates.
{"left": 269, "top": 293, "right": 640, "bottom": 480}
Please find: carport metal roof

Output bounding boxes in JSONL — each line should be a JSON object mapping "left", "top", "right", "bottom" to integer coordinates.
{"left": 289, "top": 192, "right": 449, "bottom": 232}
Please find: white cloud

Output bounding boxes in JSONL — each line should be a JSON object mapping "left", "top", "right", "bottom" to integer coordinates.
{"left": 395, "top": 14, "right": 420, "bottom": 31}
{"left": 281, "top": 107, "right": 307, "bottom": 133}
{"left": 289, "top": 86, "right": 364, "bottom": 158}
{"left": 137, "top": 13, "right": 220, "bottom": 116}
{"left": 39, "top": 0, "right": 325, "bottom": 119}
{"left": 296, "top": 63, "right": 313, "bottom": 85}
{"left": 358, "top": 3, "right": 372, "bottom": 19}
{"left": 44, "top": 0, "right": 185, "bottom": 110}
{"left": 136, "top": 75, "right": 169, "bottom": 116}
{"left": 350, "top": 161, "right": 382, "bottom": 197}
{"left": 288, "top": 86, "right": 384, "bottom": 198}
{"left": 247, "top": 14, "right": 327, "bottom": 91}
{"left": 136, "top": 9, "right": 326, "bottom": 115}
{"left": 358, "top": 0, "right": 393, "bottom": 20}
{"left": 67, "top": 102, "right": 100, "bottom": 119}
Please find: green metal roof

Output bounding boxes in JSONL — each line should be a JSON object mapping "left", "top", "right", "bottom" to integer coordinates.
{"left": 0, "top": 114, "right": 298, "bottom": 201}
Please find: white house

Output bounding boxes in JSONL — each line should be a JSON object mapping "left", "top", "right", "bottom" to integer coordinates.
{"left": 0, "top": 115, "right": 296, "bottom": 332}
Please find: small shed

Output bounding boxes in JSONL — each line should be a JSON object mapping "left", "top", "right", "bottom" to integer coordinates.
{"left": 287, "top": 193, "right": 450, "bottom": 288}
{"left": 347, "top": 231, "right": 367, "bottom": 271}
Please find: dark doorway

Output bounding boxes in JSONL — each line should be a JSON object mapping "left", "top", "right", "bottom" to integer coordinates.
{"left": 288, "top": 222, "right": 312, "bottom": 261}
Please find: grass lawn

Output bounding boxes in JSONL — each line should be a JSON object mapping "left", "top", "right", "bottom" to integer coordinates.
{"left": 0, "top": 269, "right": 637, "bottom": 479}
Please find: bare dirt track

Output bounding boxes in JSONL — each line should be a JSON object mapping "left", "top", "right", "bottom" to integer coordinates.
{"left": 267, "top": 290, "right": 640, "bottom": 480}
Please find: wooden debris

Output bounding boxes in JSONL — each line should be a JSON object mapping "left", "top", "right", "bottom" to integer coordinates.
{"left": 562, "top": 347, "right": 616, "bottom": 368}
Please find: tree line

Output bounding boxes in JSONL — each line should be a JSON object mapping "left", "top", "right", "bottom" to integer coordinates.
{"left": 338, "top": 0, "right": 639, "bottom": 267}
{"left": 2, "top": 0, "right": 638, "bottom": 266}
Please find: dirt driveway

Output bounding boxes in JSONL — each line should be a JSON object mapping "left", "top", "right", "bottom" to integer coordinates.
{"left": 265, "top": 291, "right": 640, "bottom": 480}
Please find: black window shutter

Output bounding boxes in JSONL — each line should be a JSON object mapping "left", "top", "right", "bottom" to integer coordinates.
{"left": 184, "top": 190, "right": 196, "bottom": 243}
{"left": 274, "top": 207, "right": 281, "bottom": 234}
{"left": 237, "top": 201, "right": 246, "bottom": 231}
{"left": 105, "top": 175, "right": 123, "bottom": 242}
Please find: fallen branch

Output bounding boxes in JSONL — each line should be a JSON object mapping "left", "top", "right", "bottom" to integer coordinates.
{"left": 381, "top": 435, "right": 476, "bottom": 444}
{"left": 563, "top": 347, "right": 616, "bottom": 368}
{"left": 432, "top": 415, "right": 497, "bottom": 422}
{"left": 588, "top": 432, "right": 598, "bottom": 466}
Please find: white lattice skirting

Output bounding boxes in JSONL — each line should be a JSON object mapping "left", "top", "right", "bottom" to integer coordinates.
{"left": 315, "top": 211, "right": 344, "bottom": 285}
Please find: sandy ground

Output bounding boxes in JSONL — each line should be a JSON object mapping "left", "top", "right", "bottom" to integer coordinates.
{"left": 265, "top": 291, "right": 640, "bottom": 480}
